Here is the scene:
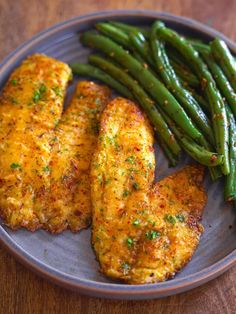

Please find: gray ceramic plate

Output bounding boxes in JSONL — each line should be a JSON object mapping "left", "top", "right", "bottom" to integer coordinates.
{"left": 1, "top": 10, "right": 236, "bottom": 300}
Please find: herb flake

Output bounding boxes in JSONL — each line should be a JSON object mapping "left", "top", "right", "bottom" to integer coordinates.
{"left": 10, "top": 79, "right": 18, "bottom": 86}
{"left": 145, "top": 230, "right": 161, "bottom": 240}
{"left": 43, "top": 165, "right": 50, "bottom": 172}
{"left": 132, "top": 219, "right": 140, "bottom": 226}
{"left": 133, "top": 182, "right": 139, "bottom": 190}
{"left": 164, "top": 214, "right": 176, "bottom": 224}
{"left": 176, "top": 214, "right": 185, "bottom": 222}
{"left": 10, "top": 163, "right": 21, "bottom": 169}
{"left": 126, "top": 237, "right": 134, "bottom": 248}
{"left": 122, "top": 189, "right": 130, "bottom": 197}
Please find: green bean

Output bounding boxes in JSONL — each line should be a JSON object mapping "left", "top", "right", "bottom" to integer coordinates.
{"left": 109, "top": 21, "right": 150, "bottom": 38}
{"left": 129, "top": 31, "right": 211, "bottom": 124}
{"left": 202, "top": 52, "right": 236, "bottom": 118}
{"left": 166, "top": 48, "right": 209, "bottom": 114}
{"left": 89, "top": 54, "right": 181, "bottom": 156}
{"left": 159, "top": 108, "right": 223, "bottom": 167}
{"left": 132, "top": 51, "right": 148, "bottom": 65}
{"left": 96, "top": 24, "right": 199, "bottom": 89}
{"left": 208, "top": 165, "right": 223, "bottom": 181}
{"left": 190, "top": 39, "right": 236, "bottom": 64}
{"left": 96, "top": 25, "right": 155, "bottom": 68}
{"left": 128, "top": 32, "right": 155, "bottom": 67}
{"left": 96, "top": 24, "right": 158, "bottom": 75}
{"left": 189, "top": 40, "right": 210, "bottom": 54}
{"left": 154, "top": 21, "right": 229, "bottom": 175}
{"left": 211, "top": 39, "right": 236, "bottom": 91}
{"left": 169, "top": 58, "right": 200, "bottom": 88}
{"left": 96, "top": 23, "right": 130, "bottom": 48}
{"left": 69, "top": 63, "right": 133, "bottom": 99}
{"left": 190, "top": 41, "right": 236, "bottom": 117}
{"left": 80, "top": 31, "right": 203, "bottom": 141}
{"left": 150, "top": 26, "right": 214, "bottom": 146}
{"left": 166, "top": 46, "right": 188, "bottom": 66}
{"left": 198, "top": 52, "right": 236, "bottom": 192}
{"left": 185, "top": 86, "right": 211, "bottom": 117}
{"left": 224, "top": 106, "right": 236, "bottom": 200}
{"left": 166, "top": 46, "right": 200, "bottom": 87}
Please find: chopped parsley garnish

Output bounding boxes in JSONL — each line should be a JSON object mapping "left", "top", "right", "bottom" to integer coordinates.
{"left": 164, "top": 214, "right": 176, "bottom": 224}
{"left": 128, "top": 168, "right": 140, "bottom": 174}
{"left": 33, "top": 91, "right": 40, "bottom": 102}
{"left": 10, "top": 163, "right": 21, "bottom": 169}
{"left": 33, "top": 84, "right": 47, "bottom": 103}
{"left": 10, "top": 79, "right": 18, "bottom": 85}
{"left": 176, "top": 214, "right": 185, "bottom": 222}
{"left": 121, "top": 262, "right": 130, "bottom": 274}
{"left": 52, "top": 86, "right": 62, "bottom": 97}
{"left": 126, "top": 237, "right": 134, "bottom": 248}
{"left": 39, "top": 84, "right": 46, "bottom": 93}
{"left": 145, "top": 230, "right": 161, "bottom": 240}
{"left": 133, "top": 182, "right": 139, "bottom": 190}
{"left": 52, "top": 136, "right": 58, "bottom": 142}
{"left": 122, "top": 189, "right": 130, "bottom": 197}
{"left": 43, "top": 165, "right": 50, "bottom": 172}
{"left": 125, "top": 156, "right": 135, "bottom": 164}
{"left": 132, "top": 219, "right": 140, "bottom": 226}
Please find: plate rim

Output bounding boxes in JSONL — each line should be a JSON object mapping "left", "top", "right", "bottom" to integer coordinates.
{"left": 1, "top": 9, "right": 236, "bottom": 299}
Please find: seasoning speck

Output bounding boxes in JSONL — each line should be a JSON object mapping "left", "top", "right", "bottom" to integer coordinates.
{"left": 10, "top": 163, "right": 21, "bottom": 169}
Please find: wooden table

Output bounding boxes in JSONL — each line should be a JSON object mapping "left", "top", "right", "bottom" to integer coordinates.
{"left": 1, "top": 1, "right": 236, "bottom": 313}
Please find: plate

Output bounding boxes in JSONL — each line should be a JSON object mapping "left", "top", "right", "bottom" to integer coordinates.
{"left": 1, "top": 10, "right": 236, "bottom": 300}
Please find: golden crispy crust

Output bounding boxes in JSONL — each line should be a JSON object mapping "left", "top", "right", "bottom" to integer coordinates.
{"left": 127, "top": 165, "right": 206, "bottom": 284}
{"left": 91, "top": 97, "right": 207, "bottom": 284}
{"left": 0, "top": 54, "right": 71, "bottom": 231}
{"left": 41, "top": 81, "right": 111, "bottom": 233}
{"left": 0, "top": 65, "right": 111, "bottom": 233}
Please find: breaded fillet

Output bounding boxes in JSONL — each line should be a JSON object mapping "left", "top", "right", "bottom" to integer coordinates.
{"left": 91, "top": 97, "right": 155, "bottom": 277}
{"left": 0, "top": 54, "right": 71, "bottom": 230}
{"left": 91, "top": 98, "right": 207, "bottom": 284}
{"left": 125, "top": 165, "right": 206, "bottom": 284}
{"left": 42, "top": 81, "right": 111, "bottom": 233}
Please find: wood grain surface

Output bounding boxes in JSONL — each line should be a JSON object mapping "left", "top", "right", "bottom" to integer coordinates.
{"left": 1, "top": 1, "right": 236, "bottom": 313}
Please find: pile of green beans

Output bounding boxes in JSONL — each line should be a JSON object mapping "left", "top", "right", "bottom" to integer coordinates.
{"left": 70, "top": 20, "right": 236, "bottom": 201}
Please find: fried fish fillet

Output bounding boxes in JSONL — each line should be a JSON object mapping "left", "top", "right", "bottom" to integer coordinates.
{"left": 124, "top": 165, "right": 206, "bottom": 284}
{"left": 91, "top": 97, "right": 207, "bottom": 284}
{"left": 91, "top": 97, "right": 155, "bottom": 277}
{"left": 0, "top": 54, "right": 71, "bottom": 230}
{"left": 41, "top": 81, "right": 111, "bottom": 233}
